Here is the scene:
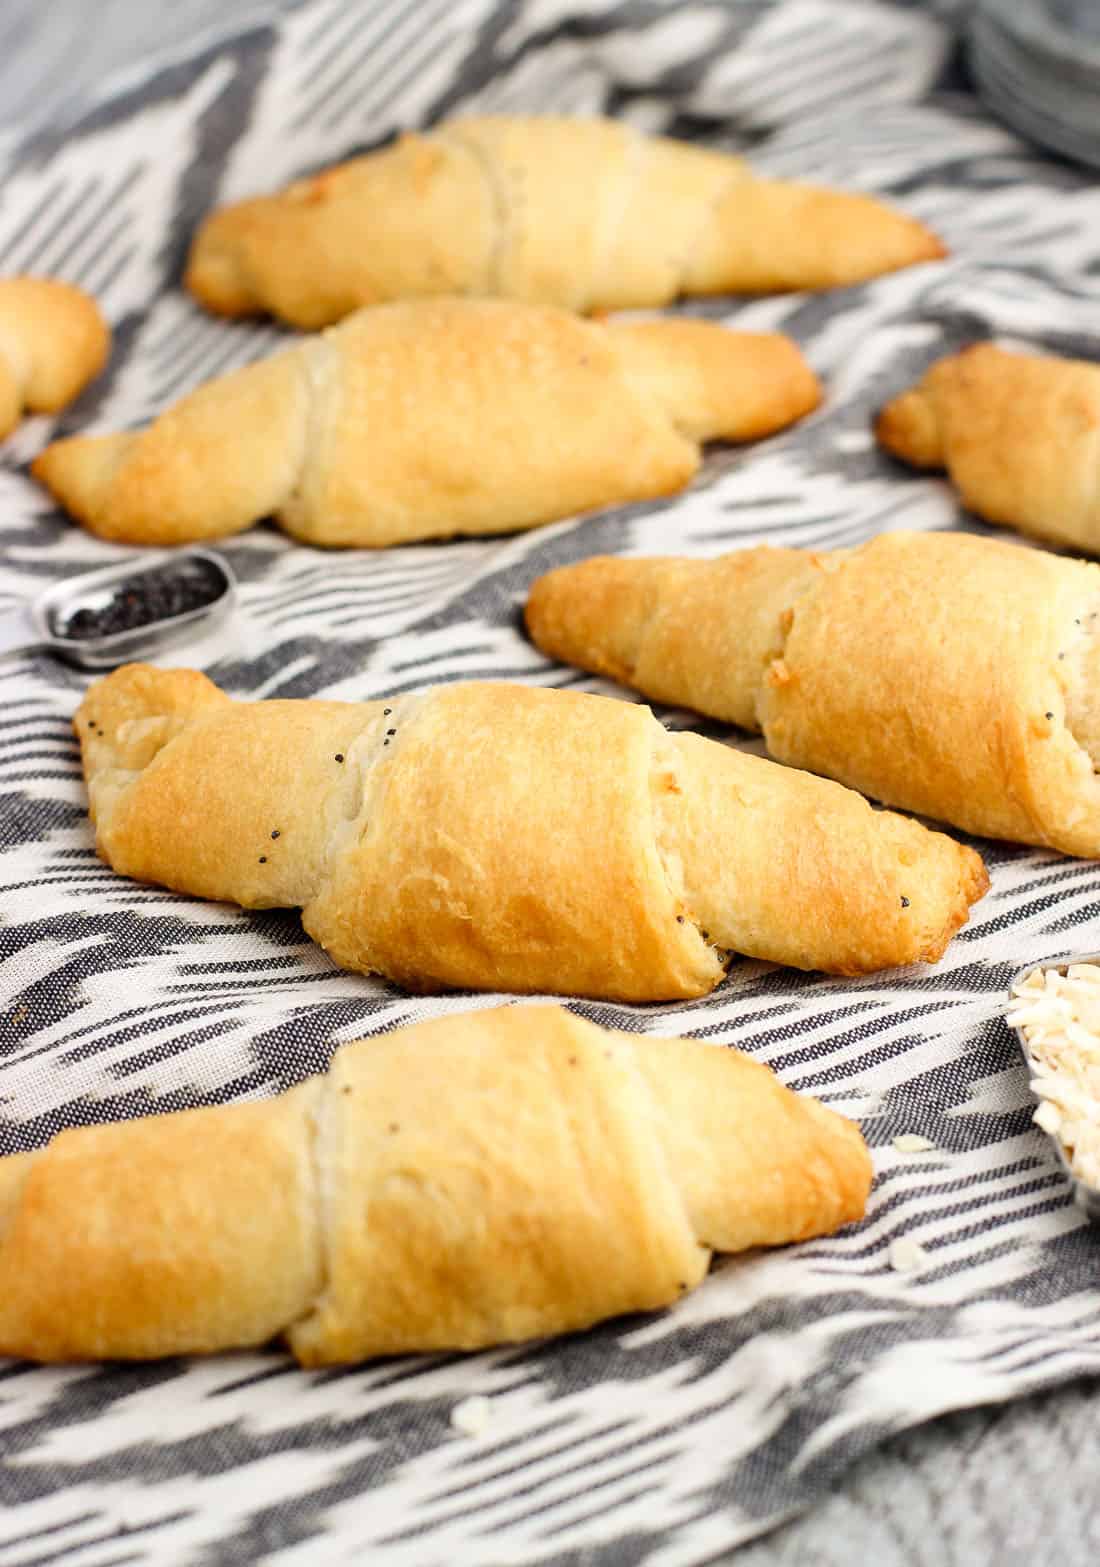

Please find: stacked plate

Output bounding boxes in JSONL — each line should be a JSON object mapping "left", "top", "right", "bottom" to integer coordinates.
{"left": 971, "top": 0, "right": 1100, "bottom": 169}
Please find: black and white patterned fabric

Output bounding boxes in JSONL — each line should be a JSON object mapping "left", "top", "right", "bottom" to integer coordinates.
{"left": 3, "top": 1, "right": 1100, "bottom": 1560}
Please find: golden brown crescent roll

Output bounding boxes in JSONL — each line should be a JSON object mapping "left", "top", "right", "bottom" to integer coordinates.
{"left": 185, "top": 114, "right": 944, "bottom": 329}
{"left": 74, "top": 665, "right": 985, "bottom": 996}
{"left": 875, "top": 344, "right": 1100, "bottom": 553}
{"left": 526, "top": 528, "right": 1100, "bottom": 857}
{"left": 32, "top": 296, "right": 819, "bottom": 548}
{"left": 0, "top": 278, "right": 110, "bottom": 439}
{"left": 0, "top": 1004, "right": 872, "bottom": 1365}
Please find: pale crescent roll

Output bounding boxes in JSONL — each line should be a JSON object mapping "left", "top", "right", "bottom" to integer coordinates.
{"left": 0, "top": 278, "right": 110, "bottom": 439}
{"left": 186, "top": 114, "right": 945, "bottom": 330}
{"left": 526, "top": 528, "right": 1100, "bottom": 856}
{"left": 33, "top": 297, "right": 819, "bottom": 547}
{"left": 0, "top": 1004, "right": 871, "bottom": 1364}
{"left": 73, "top": 665, "right": 987, "bottom": 997}
{"left": 875, "top": 344, "right": 1100, "bottom": 553}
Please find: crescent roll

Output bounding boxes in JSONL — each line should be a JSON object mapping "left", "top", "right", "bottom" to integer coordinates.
{"left": 0, "top": 1004, "right": 872, "bottom": 1365}
{"left": 32, "top": 296, "right": 819, "bottom": 548}
{"left": 526, "top": 528, "right": 1100, "bottom": 856}
{"left": 75, "top": 665, "right": 986, "bottom": 997}
{"left": 185, "top": 114, "right": 944, "bottom": 329}
{"left": 0, "top": 278, "right": 110, "bottom": 439}
{"left": 875, "top": 344, "right": 1100, "bottom": 553}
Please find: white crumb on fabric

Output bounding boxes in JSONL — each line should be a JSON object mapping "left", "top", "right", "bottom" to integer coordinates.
{"left": 450, "top": 1396, "right": 492, "bottom": 1437}
{"left": 892, "top": 1133, "right": 936, "bottom": 1153}
{"left": 1008, "top": 962, "right": 1100, "bottom": 1188}
{"left": 889, "top": 1237, "right": 929, "bottom": 1274}
{"left": 83, "top": 1086, "right": 119, "bottom": 1103}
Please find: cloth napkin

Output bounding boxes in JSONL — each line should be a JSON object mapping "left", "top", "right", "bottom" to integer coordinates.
{"left": 3, "top": 1, "right": 1100, "bottom": 1561}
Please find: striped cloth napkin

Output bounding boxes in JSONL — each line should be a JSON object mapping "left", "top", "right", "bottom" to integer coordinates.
{"left": 2, "top": 2, "right": 1100, "bottom": 1561}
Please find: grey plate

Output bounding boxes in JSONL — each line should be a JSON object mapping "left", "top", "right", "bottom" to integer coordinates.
{"left": 971, "top": 1, "right": 1100, "bottom": 168}
{"left": 979, "top": 0, "right": 1100, "bottom": 72}
{"left": 1008, "top": 951, "right": 1100, "bottom": 1224}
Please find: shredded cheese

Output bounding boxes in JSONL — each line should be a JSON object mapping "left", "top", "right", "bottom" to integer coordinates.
{"left": 1008, "top": 962, "right": 1100, "bottom": 1188}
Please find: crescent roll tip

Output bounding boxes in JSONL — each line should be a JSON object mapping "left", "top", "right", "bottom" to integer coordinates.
{"left": 873, "top": 384, "right": 943, "bottom": 469}
{"left": 183, "top": 206, "right": 262, "bottom": 319}
{"left": 873, "top": 344, "right": 1100, "bottom": 553}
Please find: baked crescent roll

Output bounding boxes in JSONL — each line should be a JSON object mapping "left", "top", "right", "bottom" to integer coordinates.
{"left": 32, "top": 296, "right": 819, "bottom": 548}
{"left": 526, "top": 528, "right": 1100, "bottom": 856}
{"left": 0, "top": 278, "right": 110, "bottom": 440}
{"left": 185, "top": 114, "right": 944, "bottom": 329}
{"left": 0, "top": 1004, "right": 871, "bottom": 1365}
{"left": 875, "top": 344, "right": 1100, "bottom": 552}
{"left": 75, "top": 665, "right": 986, "bottom": 996}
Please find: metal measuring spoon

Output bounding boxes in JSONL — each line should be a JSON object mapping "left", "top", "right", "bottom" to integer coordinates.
{"left": 0, "top": 549, "right": 237, "bottom": 669}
